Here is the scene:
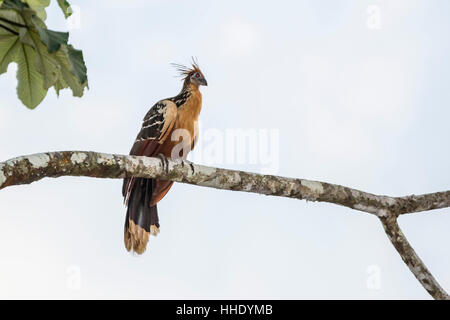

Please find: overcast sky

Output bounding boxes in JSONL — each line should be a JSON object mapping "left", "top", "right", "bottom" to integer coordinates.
{"left": 0, "top": 0, "right": 449, "bottom": 299}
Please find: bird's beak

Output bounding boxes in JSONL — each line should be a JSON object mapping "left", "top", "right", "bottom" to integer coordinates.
{"left": 200, "top": 78, "right": 208, "bottom": 86}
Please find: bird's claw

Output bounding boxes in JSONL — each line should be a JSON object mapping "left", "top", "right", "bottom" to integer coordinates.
{"left": 157, "top": 153, "right": 170, "bottom": 174}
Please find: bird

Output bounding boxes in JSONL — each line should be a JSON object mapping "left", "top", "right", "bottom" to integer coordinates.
{"left": 122, "top": 60, "right": 207, "bottom": 254}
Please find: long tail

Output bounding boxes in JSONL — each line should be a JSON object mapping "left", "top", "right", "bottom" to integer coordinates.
{"left": 124, "top": 178, "right": 160, "bottom": 254}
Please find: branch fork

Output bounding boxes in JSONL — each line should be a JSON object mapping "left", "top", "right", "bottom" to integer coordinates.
{"left": 0, "top": 151, "right": 448, "bottom": 299}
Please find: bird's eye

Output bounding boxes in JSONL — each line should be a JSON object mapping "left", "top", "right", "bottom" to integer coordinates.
{"left": 195, "top": 73, "right": 200, "bottom": 78}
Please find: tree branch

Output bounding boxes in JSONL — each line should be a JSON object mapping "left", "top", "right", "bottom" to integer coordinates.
{"left": 0, "top": 151, "right": 448, "bottom": 299}
{"left": 380, "top": 217, "right": 449, "bottom": 300}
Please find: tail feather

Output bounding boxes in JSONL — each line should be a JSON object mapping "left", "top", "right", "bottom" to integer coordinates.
{"left": 124, "top": 178, "right": 160, "bottom": 254}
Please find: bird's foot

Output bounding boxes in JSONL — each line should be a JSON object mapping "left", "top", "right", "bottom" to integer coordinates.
{"left": 157, "top": 153, "right": 170, "bottom": 174}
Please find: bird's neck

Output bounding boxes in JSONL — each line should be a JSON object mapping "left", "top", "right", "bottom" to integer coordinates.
{"left": 171, "top": 82, "right": 201, "bottom": 107}
{"left": 176, "top": 83, "right": 202, "bottom": 120}
{"left": 181, "top": 80, "right": 199, "bottom": 94}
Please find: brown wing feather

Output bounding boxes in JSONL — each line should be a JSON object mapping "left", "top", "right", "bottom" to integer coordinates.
{"left": 150, "top": 180, "right": 174, "bottom": 206}
{"left": 122, "top": 100, "right": 177, "bottom": 200}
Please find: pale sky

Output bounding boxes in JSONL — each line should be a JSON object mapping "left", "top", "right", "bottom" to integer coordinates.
{"left": 0, "top": 0, "right": 449, "bottom": 299}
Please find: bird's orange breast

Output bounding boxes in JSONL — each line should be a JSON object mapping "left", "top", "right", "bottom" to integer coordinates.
{"left": 159, "top": 88, "right": 202, "bottom": 158}
{"left": 151, "top": 88, "right": 202, "bottom": 205}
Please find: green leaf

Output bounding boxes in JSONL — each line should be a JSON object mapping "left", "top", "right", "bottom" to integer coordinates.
{"left": 0, "top": 33, "right": 19, "bottom": 73}
{"left": 0, "top": 28, "right": 47, "bottom": 108}
{"left": 16, "top": 38, "right": 47, "bottom": 108}
{"left": 66, "top": 45, "right": 87, "bottom": 84}
{"left": 56, "top": 0, "right": 71, "bottom": 19}
{"left": 0, "top": 14, "right": 45, "bottom": 108}
{"left": 19, "top": 27, "right": 59, "bottom": 89}
{"left": 53, "top": 44, "right": 88, "bottom": 97}
{"left": 0, "top": 2, "right": 88, "bottom": 108}
{"left": 35, "top": 25, "right": 68, "bottom": 53}
{"left": 2, "top": 0, "right": 27, "bottom": 11}
{"left": 21, "top": 0, "right": 50, "bottom": 21}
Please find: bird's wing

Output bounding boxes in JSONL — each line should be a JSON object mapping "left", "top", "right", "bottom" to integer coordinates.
{"left": 122, "top": 100, "right": 177, "bottom": 199}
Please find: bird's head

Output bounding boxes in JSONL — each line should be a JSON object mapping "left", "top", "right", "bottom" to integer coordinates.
{"left": 173, "top": 59, "right": 208, "bottom": 88}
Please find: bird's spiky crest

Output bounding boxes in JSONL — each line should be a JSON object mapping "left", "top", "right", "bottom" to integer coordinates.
{"left": 171, "top": 57, "right": 202, "bottom": 79}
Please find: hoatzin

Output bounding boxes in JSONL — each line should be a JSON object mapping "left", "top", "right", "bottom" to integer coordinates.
{"left": 122, "top": 62, "right": 207, "bottom": 254}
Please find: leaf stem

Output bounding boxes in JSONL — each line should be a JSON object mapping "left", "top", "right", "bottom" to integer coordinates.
{"left": 0, "top": 16, "right": 27, "bottom": 28}
{"left": 0, "top": 21, "right": 18, "bottom": 35}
